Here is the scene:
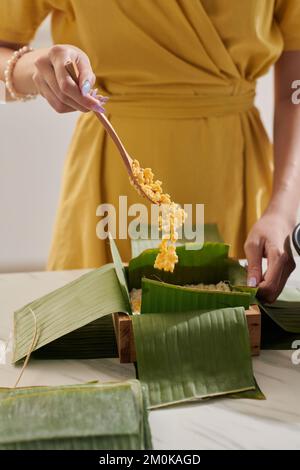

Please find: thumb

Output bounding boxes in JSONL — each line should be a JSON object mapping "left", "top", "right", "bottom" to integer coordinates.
{"left": 76, "top": 58, "right": 96, "bottom": 96}
{"left": 244, "top": 240, "right": 263, "bottom": 287}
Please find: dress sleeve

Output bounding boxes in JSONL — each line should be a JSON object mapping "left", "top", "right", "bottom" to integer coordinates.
{"left": 275, "top": 0, "right": 300, "bottom": 50}
{"left": 0, "top": 0, "right": 52, "bottom": 44}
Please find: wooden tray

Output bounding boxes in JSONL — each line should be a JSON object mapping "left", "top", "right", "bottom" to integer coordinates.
{"left": 113, "top": 305, "right": 261, "bottom": 363}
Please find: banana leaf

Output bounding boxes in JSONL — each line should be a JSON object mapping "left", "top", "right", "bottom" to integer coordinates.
{"left": 13, "top": 264, "right": 128, "bottom": 362}
{"left": 259, "top": 288, "right": 300, "bottom": 349}
{"left": 128, "top": 242, "right": 249, "bottom": 289}
{"left": 131, "top": 223, "right": 223, "bottom": 258}
{"left": 109, "top": 234, "right": 132, "bottom": 314}
{"left": 140, "top": 278, "right": 252, "bottom": 313}
{"left": 227, "top": 379, "right": 265, "bottom": 400}
{"left": 260, "top": 311, "right": 300, "bottom": 349}
{"left": 33, "top": 315, "right": 118, "bottom": 359}
{"left": 0, "top": 380, "right": 152, "bottom": 450}
{"left": 132, "top": 307, "right": 257, "bottom": 408}
{"left": 261, "top": 288, "right": 300, "bottom": 333}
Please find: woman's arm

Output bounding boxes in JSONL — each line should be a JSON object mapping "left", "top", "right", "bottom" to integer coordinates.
{"left": 0, "top": 41, "right": 103, "bottom": 112}
{"left": 245, "top": 50, "right": 300, "bottom": 302}
{"left": 272, "top": 51, "right": 300, "bottom": 218}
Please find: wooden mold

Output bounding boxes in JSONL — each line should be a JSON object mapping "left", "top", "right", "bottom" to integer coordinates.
{"left": 113, "top": 305, "right": 261, "bottom": 363}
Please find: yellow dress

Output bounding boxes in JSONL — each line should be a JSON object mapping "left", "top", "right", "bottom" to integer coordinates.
{"left": 1, "top": 0, "right": 300, "bottom": 268}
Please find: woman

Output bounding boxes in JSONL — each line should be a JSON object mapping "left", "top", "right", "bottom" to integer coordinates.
{"left": 0, "top": 0, "right": 299, "bottom": 302}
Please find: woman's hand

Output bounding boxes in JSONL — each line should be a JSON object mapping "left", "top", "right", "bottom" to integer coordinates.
{"left": 14, "top": 44, "right": 105, "bottom": 113}
{"left": 244, "top": 210, "right": 296, "bottom": 303}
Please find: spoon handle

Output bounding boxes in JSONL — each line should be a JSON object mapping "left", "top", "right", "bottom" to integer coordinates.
{"left": 64, "top": 60, "right": 133, "bottom": 174}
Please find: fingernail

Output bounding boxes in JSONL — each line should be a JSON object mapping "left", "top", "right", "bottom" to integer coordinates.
{"left": 247, "top": 277, "right": 257, "bottom": 287}
{"left": 98, "top": 98, "right": 109, "bottom": 107}
{"left": 81, "top": 80, "right": 91, "bottom": 96}
{"left": 99, "top": 95, "right": 109, "bottom": 103}
{"left": 92, "top": 104, "right": 105, "bottom": 114}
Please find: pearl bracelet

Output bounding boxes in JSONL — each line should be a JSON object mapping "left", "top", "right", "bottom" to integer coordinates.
{"left": 4, "top": 45, "right": 37, "bottom": 102}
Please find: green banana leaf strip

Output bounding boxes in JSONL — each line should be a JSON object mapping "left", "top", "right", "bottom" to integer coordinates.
{"left": 260, "top": 287, "right": 300, "bottom": 335}
{"left": 132, "top": 308, "right": 257, "bottom": 409}
{"left": 130, "top": 223, "right": 223, "bottom": 258}
{"left": 233, "top": 285, "right": 258, "bottom": 304}
{"left": 140, "top": 278, "right": 251, "bottom": 313}
{"left": 0, "top": 380, "right": 152, "bottom": 450}
{"left": 128, "top": 242, "right": 250, "bottom": 290}
{"left": 109, "top": 234, "right": 132, "bottom": 314}
{"left": 13, "top": 264, "right": 128, "bottom": 362}
{"left": 260, "top": 306, "right": 300, "bottom": 350}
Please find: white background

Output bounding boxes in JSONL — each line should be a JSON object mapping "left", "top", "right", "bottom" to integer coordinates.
{"left": 0, "top": 19, "right": 274, "bottom": 273}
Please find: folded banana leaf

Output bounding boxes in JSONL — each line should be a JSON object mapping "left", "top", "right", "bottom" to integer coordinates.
{"left": 132, "top": 307, "right": 257, "bottom": 408}
{"left": 0, "top": 380, "right": 152, "bottom": 450}
{"left": 13, "top": 264, "right": 128, "bottom": 362}
{"left": 33, "top": 315, "right": 118, "bottom": 359}
{"left": 131, "top": 223, "right": 223, "bottom": 258}
{"left": 262, "top": 288, "right": 300, "bottom": 332}
{"left": 260, "top": 288, "right": 300, "bottom": 349}
{"left": 141, "top": 278, "right": 252, "bottom": 313}
{"left": 128, "top": 242, "right": 249, "bottom": 289}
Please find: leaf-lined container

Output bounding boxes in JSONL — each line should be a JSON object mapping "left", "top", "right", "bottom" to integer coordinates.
{"left": 129, "top": 238, "right": 300, "bottom": 349}
{"left": 125, "top": 242, "right": 262, "bottom": 408}
{"left": 114, "top": 242, "right": 261, "bottom": 366}
{"left": 128, "top": 242, "right": 257, "bottom": 311}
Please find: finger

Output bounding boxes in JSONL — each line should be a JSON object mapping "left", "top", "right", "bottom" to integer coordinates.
{"left": 244, "top": 239, "right": 263, "bottom": 287}
{"left": 34, "top": 58, "right": 89, "bottom": 113}
{"left": 257, "top": 254, "right": 282, "bottom": 303}
{"left": 36, "top": 77, "right": 75, "bottom": 114}
{"left": 265, "top": 245, "right": 281, "bottom": 279}
{"left": 91, "top": 89, "right": 109, "bottom": 104}
{"left": 75, "top": 56, "right": 96, "bottom": 95}
{"left": 48, "top": 47, "right": 100, "bottom": 110}
{"left": 278, "top": 253, "right": 296, "bottom": 294}
{"left": 259, "top": 239, "right": 296, "bottom": 303}
{"left": 258, "top": 256, "right": 289, "bottom": 303}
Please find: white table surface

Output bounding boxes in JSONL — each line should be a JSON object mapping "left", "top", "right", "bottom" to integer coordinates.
{"left": 0, "top": 265, "right": 300, "bottom": 450}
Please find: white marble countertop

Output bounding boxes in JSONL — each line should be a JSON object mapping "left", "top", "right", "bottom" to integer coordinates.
{"left": 0, "top": 266, "right": 300, "bottom": 450}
